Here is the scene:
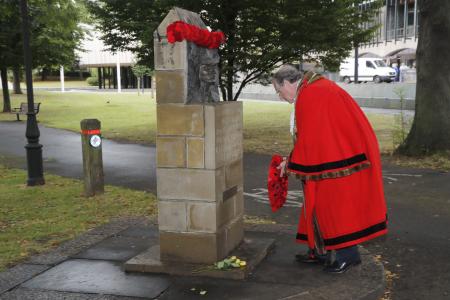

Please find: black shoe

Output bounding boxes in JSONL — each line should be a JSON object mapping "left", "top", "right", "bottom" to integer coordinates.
{"left": 323, "top": 259, "right": 361, "bottom": 274}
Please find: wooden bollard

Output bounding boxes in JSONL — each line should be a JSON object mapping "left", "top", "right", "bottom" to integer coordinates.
{"left": 80, "top": 119, "right": 104, "bottom": 197}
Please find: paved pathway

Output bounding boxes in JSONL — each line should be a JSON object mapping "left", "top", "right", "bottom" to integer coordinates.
{"left": 0, "top": 121, "right": 156, "bottom": 191}
{"left": 0, "top": 218, "right": 385, "bottom": 300}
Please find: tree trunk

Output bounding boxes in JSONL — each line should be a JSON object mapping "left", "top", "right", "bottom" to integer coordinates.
{"left": 137, "top": 76, "right": 141, "bottom": 95}
{"left": 41, "top": 67, "right": 48, "bottom": 81}
{"left": 396, "top": 0, "right": 450, "bottom": 155}
{"left": 1, "top": 67, "right": 11, "bottom": 112}
{"left": 12, "top": 66, "right": 22, "bottom": 94}
{"left": 226, "top": 67, "right": 233, "bottom": 101}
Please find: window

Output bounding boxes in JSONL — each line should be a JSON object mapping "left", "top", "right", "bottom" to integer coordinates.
{"left": 366, "top": 61, "right": 376, "bottom": 68}
{"left": 374, "top": 60, "right": 387, "bottom": 67}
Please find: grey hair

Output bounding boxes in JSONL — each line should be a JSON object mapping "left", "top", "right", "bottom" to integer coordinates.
{"left": 272, "top": 65, "right": 302, "bottom": 86}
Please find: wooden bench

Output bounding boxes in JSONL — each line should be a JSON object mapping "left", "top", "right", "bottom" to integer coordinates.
{"left": 11, "top": 102, "right": 41, "bottom": 121}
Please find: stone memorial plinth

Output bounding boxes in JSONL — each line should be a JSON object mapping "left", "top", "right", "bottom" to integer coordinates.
{"left": 124, "top": 7, "right": 274, "bottom": 279}
{"left": 156, "top": 101, "right": 244, "bottom": 263}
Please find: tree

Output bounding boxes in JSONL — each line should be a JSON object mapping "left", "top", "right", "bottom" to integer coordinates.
{"left": 0, "top": 0, "right": 85, "bottom": 103}
{"left": 31, "top": 0, "right": 86, "bottom": 71}
{"left": 131, "top": 64, "right": 153, "bottom": 95}
{"left": 396, "top": 0, "right": 450, "bottom": 155}
{"left": 1, "top": 67, "right": 10, "bottom": 112}
{"left": 0, "top": 0, "right": 23, "bottom": 104}
{"left": 87, "top": 0, "right": 380, "bottom": 101}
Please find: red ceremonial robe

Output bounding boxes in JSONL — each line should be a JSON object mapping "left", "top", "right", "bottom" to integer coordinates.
{"left": 287, "top": 73, "right": 387, "bottom": 251}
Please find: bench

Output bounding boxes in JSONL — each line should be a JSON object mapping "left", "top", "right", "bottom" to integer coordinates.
{"left": 11, "top": 102, "right": 41, "bottom": 121}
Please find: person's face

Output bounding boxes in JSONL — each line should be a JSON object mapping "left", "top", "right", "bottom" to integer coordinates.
{"left": 273, "top": 80, "right": 297, "bottom": 104}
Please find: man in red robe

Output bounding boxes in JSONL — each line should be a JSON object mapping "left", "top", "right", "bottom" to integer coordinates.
{"left": 272, "top": 65, "right": 387, "bottom": 273}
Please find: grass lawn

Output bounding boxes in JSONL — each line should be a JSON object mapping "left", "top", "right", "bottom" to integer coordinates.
{"left": 0, "top": 162, "right": 157, "bottom": 272}
{"left": 1, "top": 90, "right": 448, "bottom": 170}
{"left": 0, "top": 91, "right": 398, "bottom": 153}
{"left": 26, "top": 80, "right": 91, "bottom": 88}
{"left": 0, "top": 91, "right": 157, "bottom": 144}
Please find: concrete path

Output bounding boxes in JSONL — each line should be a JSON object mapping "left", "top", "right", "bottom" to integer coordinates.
{"left": 1, "top": 121, "right": 450, "bottom": 299}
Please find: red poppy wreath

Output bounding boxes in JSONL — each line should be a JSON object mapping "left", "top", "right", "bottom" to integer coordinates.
{"left": 267, "top": 154, "right": 289, "bottom": 212}
{"left": 166, "top": 21, "right": 225, "bottom": 49}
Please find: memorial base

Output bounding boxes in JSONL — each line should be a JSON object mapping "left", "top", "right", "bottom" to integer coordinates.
{"left": 124, "top": 236, "right": 275, "bottom": 280}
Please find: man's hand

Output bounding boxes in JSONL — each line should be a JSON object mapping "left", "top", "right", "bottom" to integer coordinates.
{"left": 277, "top": 157, "right": 288, "bottom": 177}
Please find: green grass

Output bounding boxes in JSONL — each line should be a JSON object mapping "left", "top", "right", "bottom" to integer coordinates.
{"left": 0, "top": 91, "right": 396, "bottom": 154}
{"left": 0, "top": 163, "right": 157, "bottom": 271}
{"left": 26, "top": 80, "right": 91, "bottom": 88}
{"left": 3, "top": 91, "right": 447, "bottom": 168}
{"left": 385, "top": 151, "right": 450, "bottom": 171}
{"left": 0, "top": 91, "right": 156, "bottom": 144}
{"left": 243, "top": 100, "right": 398, "bottom": 155}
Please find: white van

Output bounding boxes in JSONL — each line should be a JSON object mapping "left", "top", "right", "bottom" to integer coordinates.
{"left": 340, "top": 58, "right": 396, "bottom": 83}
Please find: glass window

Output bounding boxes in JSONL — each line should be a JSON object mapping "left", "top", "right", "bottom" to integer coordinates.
{"left": 374, "top": 60, "right": 387, "bottom": 67}
{"left": 366, "top": 61, "right": 376, "bottom": 68}
{"left": 408, "top": 11, "right": 414, "bottom": 25}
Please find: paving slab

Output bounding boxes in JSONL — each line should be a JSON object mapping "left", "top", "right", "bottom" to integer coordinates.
{"left": 0, "top": 264, "right": 50, "bottom": 294}
{"left": 0, "top": 288, "right": 97, "bottom": 300}
{"left": 116, "top": 225, "right": 159, "bottom": 239}
{"left": 86, "top": 217, "right": 155, "bottom": 237}
{"left": 26, "top": 234, "right": 108, "bottom": 266}
{"left": 158, "top": 276, "right": 317, "bottom": 300}
{"left": 0, "top": 288, "right": 146, "bottom": 300}
{"left": 21, "top": 259, "right": 171, "bottom": 299}
{"left": 72, "top": 236, "right": 156, "bottom": 262}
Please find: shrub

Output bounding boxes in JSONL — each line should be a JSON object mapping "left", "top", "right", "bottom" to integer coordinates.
{"left": 86, "top": 76, "right": 98, "bottom": 86}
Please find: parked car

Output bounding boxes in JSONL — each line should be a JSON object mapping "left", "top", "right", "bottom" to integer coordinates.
{"left": 340, "top": 58, "right": 396, "bottom": 83}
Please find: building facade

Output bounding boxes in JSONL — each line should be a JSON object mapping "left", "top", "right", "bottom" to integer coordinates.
{"left": 359, "top": 0, "right": 419, "bottom": 66}
{"left": 77, "top": 26, "right": 151, "bottom": 90}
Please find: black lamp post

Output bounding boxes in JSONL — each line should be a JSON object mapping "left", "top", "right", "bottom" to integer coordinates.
{"left": 20, "top": 0, "right": 45, "bottom": 186}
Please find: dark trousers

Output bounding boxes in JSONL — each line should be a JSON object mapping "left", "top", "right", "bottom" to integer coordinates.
{"left": 335, "top": 246, "right": 360, "bottom": 264}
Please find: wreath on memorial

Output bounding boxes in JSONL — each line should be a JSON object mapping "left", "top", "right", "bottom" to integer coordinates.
{"left": 166, "top": 21, "right": 225, "bottom": 49}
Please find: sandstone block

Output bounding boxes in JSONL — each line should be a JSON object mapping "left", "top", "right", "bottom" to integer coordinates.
{"left": 156, "top": 137, "right": 186, "bottom": 168}
{"left": 225, "top": 159, "right": 243, "bottom": 190}
{"left": 157, "top": 168, "right": 224, "bottom": 201}
{"left": 204, "top": 102, "right": 243, "bottom": 169}
{"left": 234, "top": 188, "right": 245, "bottom": 217}
{"left": 154, "top": 40, "right": 186, "bottom": 70}
{"left": 160, "top": 230, "right": 226, "bottom": 263}
{"left": 155, "top": 71, "right": 186, "bottom": 104}
{"left": 217, "top": 195, "right": 235, "bottom": 228}
{"left": 187, "top": 137, "right": 204, "bottom": 168}
{"left": 225, "top": 216, "right": 244, "bottom": 254}
{"left": 220, "top": 102, "right": 243, "bottom": 165}
{"left": 158, "top": 200, "right": 187, "bottom": 232}
{"left": 155, "top": 8, "right": 206, "bottom": 42}
{"left": 187, "top": 202, "right": 216, "bottom": 232}
{"left": 157, "top": 104, "right": 204, "bottom": 136}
